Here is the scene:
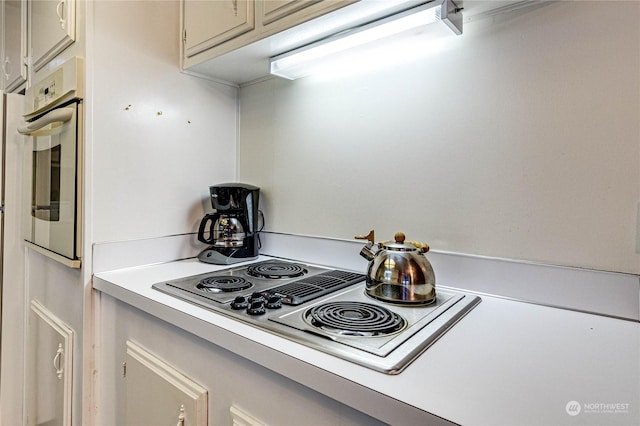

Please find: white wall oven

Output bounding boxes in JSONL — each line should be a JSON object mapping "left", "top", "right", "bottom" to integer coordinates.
{"left": 18, "top": 58, "right": 83, "bottom": 268}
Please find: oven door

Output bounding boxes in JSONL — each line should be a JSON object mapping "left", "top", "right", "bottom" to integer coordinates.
{"left": 18, "top": 101, "right": 81, "bottom": 267}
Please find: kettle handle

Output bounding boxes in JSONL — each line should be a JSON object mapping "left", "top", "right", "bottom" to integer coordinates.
{"left": 354, "top": 230, "right": 375, "bottom": 245}
{"left": 375, "top": 239, "right": 430, "bottom": 253}
{"left": 408, "top": 241, "right": 430, "bottom": 253}
{"left": 197, "top": 213, "right": 219, "bottom": 244}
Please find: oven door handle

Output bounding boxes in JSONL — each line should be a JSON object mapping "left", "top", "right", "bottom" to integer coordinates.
{"left": 17, "top": 107, "right": 75, "bottom": 136}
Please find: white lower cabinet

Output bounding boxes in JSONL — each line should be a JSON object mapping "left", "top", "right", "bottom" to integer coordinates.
{"left": 97, "top": 294, "right": 388, "bottom": 426}
{"left": 230, "top": 405, "right": 265, "bottom": 426}
{"left": 25, "top": 300, "right": 74, "bottom": 426}
{"left": 124, "top": 340, "right": 208, "bottom": 426}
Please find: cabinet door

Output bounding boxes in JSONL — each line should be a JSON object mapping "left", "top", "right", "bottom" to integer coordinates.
{"left": 261, "top": 0, "right": 321, "bottom": 25}
{"left": 30, "top": 0, "right": 76, "bottom": 71}
{"left": 2, "top": 0, "right": 27, "bottom": 91}
{"left": 26, "top": 300, "right": 74, "bottom": 426}
{"left": 184, "top": 0, "right": 255, "bottom": 57}
{"left": 125, "top": 341, "right": 208, "bottom": 426}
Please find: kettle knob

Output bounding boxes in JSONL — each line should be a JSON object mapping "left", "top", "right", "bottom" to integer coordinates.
{"left": 394, "top": 231, "right": 430, "bottom": 253}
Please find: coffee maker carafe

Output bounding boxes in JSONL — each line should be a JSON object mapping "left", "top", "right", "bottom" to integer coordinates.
{"left": 197, "top": 183, "right": 261, "bottom": 264}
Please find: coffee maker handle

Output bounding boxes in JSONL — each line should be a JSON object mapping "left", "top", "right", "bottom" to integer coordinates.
{"left": 197, "top": 213, "right": 219, "bottom": 244}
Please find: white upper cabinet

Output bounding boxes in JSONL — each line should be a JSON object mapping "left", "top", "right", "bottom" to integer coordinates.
{"left": 260, "top": 0, "right": 322, "bottom": 25}
{"left": 1, "top": 0, "right": 28, "bottom": 91}
{"left": 182, "top": 0, "right": 360, "bottom": 83}
{"left": 184, "top": 0, "right": 255, "bottom": 58}
{"left": 30, "top": 0, "right": 76, "bottom": 72}
{"left": 181, "top": 0, "right": 442, "bottom": 85}
{"left": 183, "top": 0, "right": 328, "bottom": 57}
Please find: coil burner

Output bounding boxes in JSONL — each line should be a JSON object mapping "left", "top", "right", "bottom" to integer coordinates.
{"left": 246, "top": 261, "right": 307, "bottom": 279}
{"left": 305, "top": 301, "right": 406, "bottom": 337}
{"left": 196, "top": 276, "right": 252, "bottom": 293}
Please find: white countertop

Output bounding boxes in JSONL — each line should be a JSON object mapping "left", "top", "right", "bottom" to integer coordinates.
{"left": 93, "top": 255, "right": 640, "bottom": 426}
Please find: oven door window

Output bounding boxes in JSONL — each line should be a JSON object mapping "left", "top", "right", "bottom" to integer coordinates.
{"left": 32, "top": 144, "right": 61, "bottom": 221}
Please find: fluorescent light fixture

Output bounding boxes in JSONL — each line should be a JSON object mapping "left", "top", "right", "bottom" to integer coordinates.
{"left": 270, "top": 0, "right": 462, "bottom": 80}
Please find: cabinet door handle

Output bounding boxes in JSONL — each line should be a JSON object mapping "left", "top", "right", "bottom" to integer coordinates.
{"left": 56, "top": 1, "right": 66, "bottom": 29}
{"left": 2, "top": 57, "right": 10, "bottom": 80}
{"left": 176, "top": 404, "right": 186, "bottom": 426}
{"left": 232, "top": 0, "right": 238, "bottom": 16}
{"left": 53, "top": 343, "right": 64, "bottom": 379}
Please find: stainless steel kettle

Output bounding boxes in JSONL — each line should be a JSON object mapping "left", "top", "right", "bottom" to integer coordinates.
{"left": 355, "top": 230, "right": 436, "bottom": 305}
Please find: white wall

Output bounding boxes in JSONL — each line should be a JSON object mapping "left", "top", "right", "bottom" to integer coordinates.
{"left": 239, "top": 1, "right": 640, "bottom": 274}
{"left": 89, "top": 1, "right": 238, "bottom": 244}
{"left": 86, "top": 1, "right": 238, "bottom": 424}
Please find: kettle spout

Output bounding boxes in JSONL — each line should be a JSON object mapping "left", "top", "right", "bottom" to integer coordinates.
{"left": 355, "top": 230, "right": 376, "bottom": 260}
{"left": 359, "top": 244, "right": 376, "bottom": 261}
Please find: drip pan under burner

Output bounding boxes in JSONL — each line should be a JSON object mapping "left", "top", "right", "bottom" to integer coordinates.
{"left": 305, "top": 301, "right": 406, "bottom": 337}
{"left": 196, "top": 276, "right": 252, "bottom": 293}
{"left": 247, "top": 261, "right": 307, "bottom": 279}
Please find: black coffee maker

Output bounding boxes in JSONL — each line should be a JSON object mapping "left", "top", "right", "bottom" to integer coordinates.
{"left": 197, "top": 183, "right": 261, "bottom": 264}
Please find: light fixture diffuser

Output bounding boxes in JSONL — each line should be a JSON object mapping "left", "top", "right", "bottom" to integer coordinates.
{"left": 270, "top": 0, "right": 462, "bottom": 80}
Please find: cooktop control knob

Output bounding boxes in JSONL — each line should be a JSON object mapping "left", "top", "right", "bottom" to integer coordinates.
{"left": 247, "top": 301, "right": 266, "bottom": 316}
{"left": 249, "top": 292, "right": 266, "bottom": 304}
{"left": 230, "top": 296, "right": 249, "bottom": 310}
{"left": 266, "top": 295, "right": 282, "bottom": 309}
